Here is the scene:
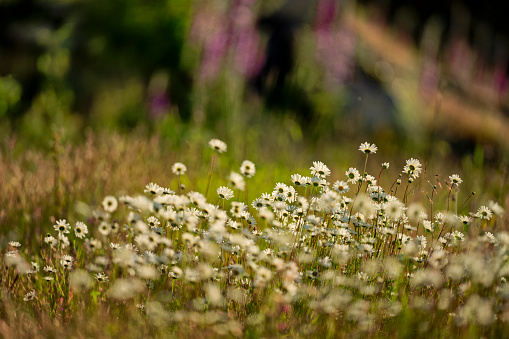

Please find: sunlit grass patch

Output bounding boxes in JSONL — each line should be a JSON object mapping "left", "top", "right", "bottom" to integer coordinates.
{"left": 1, "top": 138, "right": 508, "bottom": 337}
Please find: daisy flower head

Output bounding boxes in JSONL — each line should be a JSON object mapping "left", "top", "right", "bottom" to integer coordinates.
{"left": 217, "top": 186, "right": 234, "bottom": 200}
{"left": 364, "top": 174, "right": 377, "bottom": 186}
{"left": 61, "top": 255, "right": 74, "bottom": 270}
{"left": 171, "top": 162, "right": 187, "bottom": 176}
{"left": 488, "top": 200, "right": 505, "bottom": 216}
{"left": 23, "top": 290, "right": 36, "bottom": 302}
{"left": 54, "top": 219, "right": 70, "bottom": 235}
{"left": 102, "top": 196, "right": 118, "bottom": 213}
{"left": 228, "top": 172, "right": 245, "bottom": 191}
{"left": 208, "top": 139, "right": 227, "bottom": 153}
{"left": 403, "top": 158, "right": 422, "bottom": 179}
{"left": 382, "top": 162, "right": 390, "bottom": 169}
{"left": 310, "top": 161, "right": 331, "bottom": 178}
{"left": 457, "top": 215, "right": 471, "bottom": 225}
{"left": 345, "top": 167, "right": 361, "bottom": 184}
{"left": 44, "top": 265, "right": 56, "bottom": 273}
{"left": 476, "top": 206, "right": 493, "bottom": 220}
{"left": 144, "top": 182, "right": 163, "bottom": 195}
{"left": 240, "top": 160, "right": 256, "bottom": 178}
{"left": 147, "top": 216, "right": 160, "bottom": 229}
{"left": 74, "top": 221, "right": 89, "bottom": 239}
{"left": 449, "top": 174, "right": 462, "bottom": 187}
{"left": 98, "top": 222, "right": 111, "bottom": 236}
{"left": 8, "top": 241, "right": 21, "bottom": 248}
{"left": 94, "top": 272, "right": 109, "bottom": 283}
{"left": 333, "top": 180, "right": 350, "bottom": 194}
{"left": 359, "top": 142, "right": 378, "bottom": 154}
{"left": 291, "top": 173, "right": 305, "bottom": 186}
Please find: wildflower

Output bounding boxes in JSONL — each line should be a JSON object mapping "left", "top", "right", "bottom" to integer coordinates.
{"left": 70, "top": 269, "right": 94, "bottom": 292}
{"left": 310, "top": 176, "right": 327, "bottom": 188}
{"left": 359, "top": 142, "right": 378, "bottom": 154}
{"left": 8, "top": 241, "right": 21, "bottom": 248}
{"left": 483, "top": 232, "right": 496, "bottom": 244}
{"left": 228, "top": 172, "right": 245, "bottom": 191}
{"left": 291, "top": 174, "right": 306, "bottom": 186}
{"left": 364, "top": 174, "right": 376, "bottom": 186}
{"left": 422, "top": 220, "right": 434, "bottom": 232}
{"left": 144, "top": 182, "right": 163, "bottom": 195}
{"left": 30, "top": 262, "right": 40, "bottom": 273}
{"left": 217, "top": 186, "right": 234, "bottom": 200}
{"left": 102, "top": 196, "right": 118, "bottom": 213}
{"left": 23, "top": 290, "right": 36, "bottom": 302}
{"left": 61, "top": 255, "right": 74, "bottom": 270}
{"left": 74, "top": 221, "right": 88, "bottom": 239}
{"left": 44, "top": 235, "right": 57, "bottom": 247}
{"left": 310, "top": 161, "right": 331, "bottom": 178}
{"left": 44, "top": 266, "right": 56, "bottom": 273}
{"left": 208, "top": 139, "right": 227, "bottom": 153}
{"left": 169, "top": 266, "right": 183, "bottom": 279}
{"left": 407, "top": 203, "right": 427, "bottom": 223}
{"left": 58, "top": 234, "right": 70, "bottom": 249}
{"left": 54, "top": 219, "right": 70, "bottom": 235}
{"left": 98, "top": 222, "right": 111, "bottom": 236}
{"left": 458, "top": 215, "right": 471, "bottom": 225}
{"left": 240, "top": 160, "right": 256, "bottom": 178}
{"left": 449, "top": 174, "right": 463, "bottom": 187}
{"left": 345, "top": 167, "right": 361, "bottom": 184}
{"left": 385, "top": 200, "right": 404, "bottom": 219}
{"left": 147, "top": 216, "right": 160, "bottom": 229}
{"left": 476, "top": 206, "right": 493, "bottom": 220}
{"left": 171, "top": 162, "right": 187, "bottom": 175}
{"left": 382, "top": 162, "right": 390, "bottom": 169}
{"left": 285, "top": 186, "right": 297, "bottom": 203}
{"left": 94, "top": 272, "right": 109, "bottom": 283}
{"left": 44, "top": 276, "right": 54, "bottom": 281}
{"left": 488, "top": 200, "right": 504, "bottom": 216}
{"left": 333, "top": 180, "right": 349, "bottom": 194}
{"left": 403, "top": 158, "right": 422, "bottom": 179}
{"left": 230, "top": 201, "right": 247, "bottom": 217}
{"left": 108, "top": 278, "right": 144, "bottom": 300}
{"left": 110, "top": 243, "right": 121, "bottom": 250}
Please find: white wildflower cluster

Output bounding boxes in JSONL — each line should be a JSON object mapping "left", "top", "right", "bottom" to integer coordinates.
{"left": 6, "top": 141, "right": 507, "bottom": 336}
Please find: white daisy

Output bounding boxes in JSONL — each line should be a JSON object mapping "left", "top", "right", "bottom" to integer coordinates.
{"left": 171, "top": 162, "right": 187, "bottom": 176}
{"left": 310, "top": 161, "right": 331, "bottom": 178}
{"left": 102, "top": 196, "right": 118, "bottom": 213}
{"left": 240, "top": 160, "right": 256, "bottom": 178}
{"left": 208, "top": 139, "right": 227, "bottom": 153}
{"left": 359, "top": 142, "right": 378, "bottom": 154}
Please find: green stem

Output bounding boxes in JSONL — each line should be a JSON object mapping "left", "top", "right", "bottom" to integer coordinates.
{"left": 205, "top": 153, "right": 217, "bottom": 199}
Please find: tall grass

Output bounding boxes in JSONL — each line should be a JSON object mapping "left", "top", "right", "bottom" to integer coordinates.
{"left": 1, "top": 135, "right": 507, "bottom": 338}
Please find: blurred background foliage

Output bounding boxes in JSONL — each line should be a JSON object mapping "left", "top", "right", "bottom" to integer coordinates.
{"left": 0, "top": 0, "right": 508, "bottom": 163}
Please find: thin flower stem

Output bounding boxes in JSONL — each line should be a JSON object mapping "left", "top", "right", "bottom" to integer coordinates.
{"left": 245, "top": 179, "right": 249, "bottom": 208}
{"left": 205, "top": 153, "right": 217, "bottom": 199}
